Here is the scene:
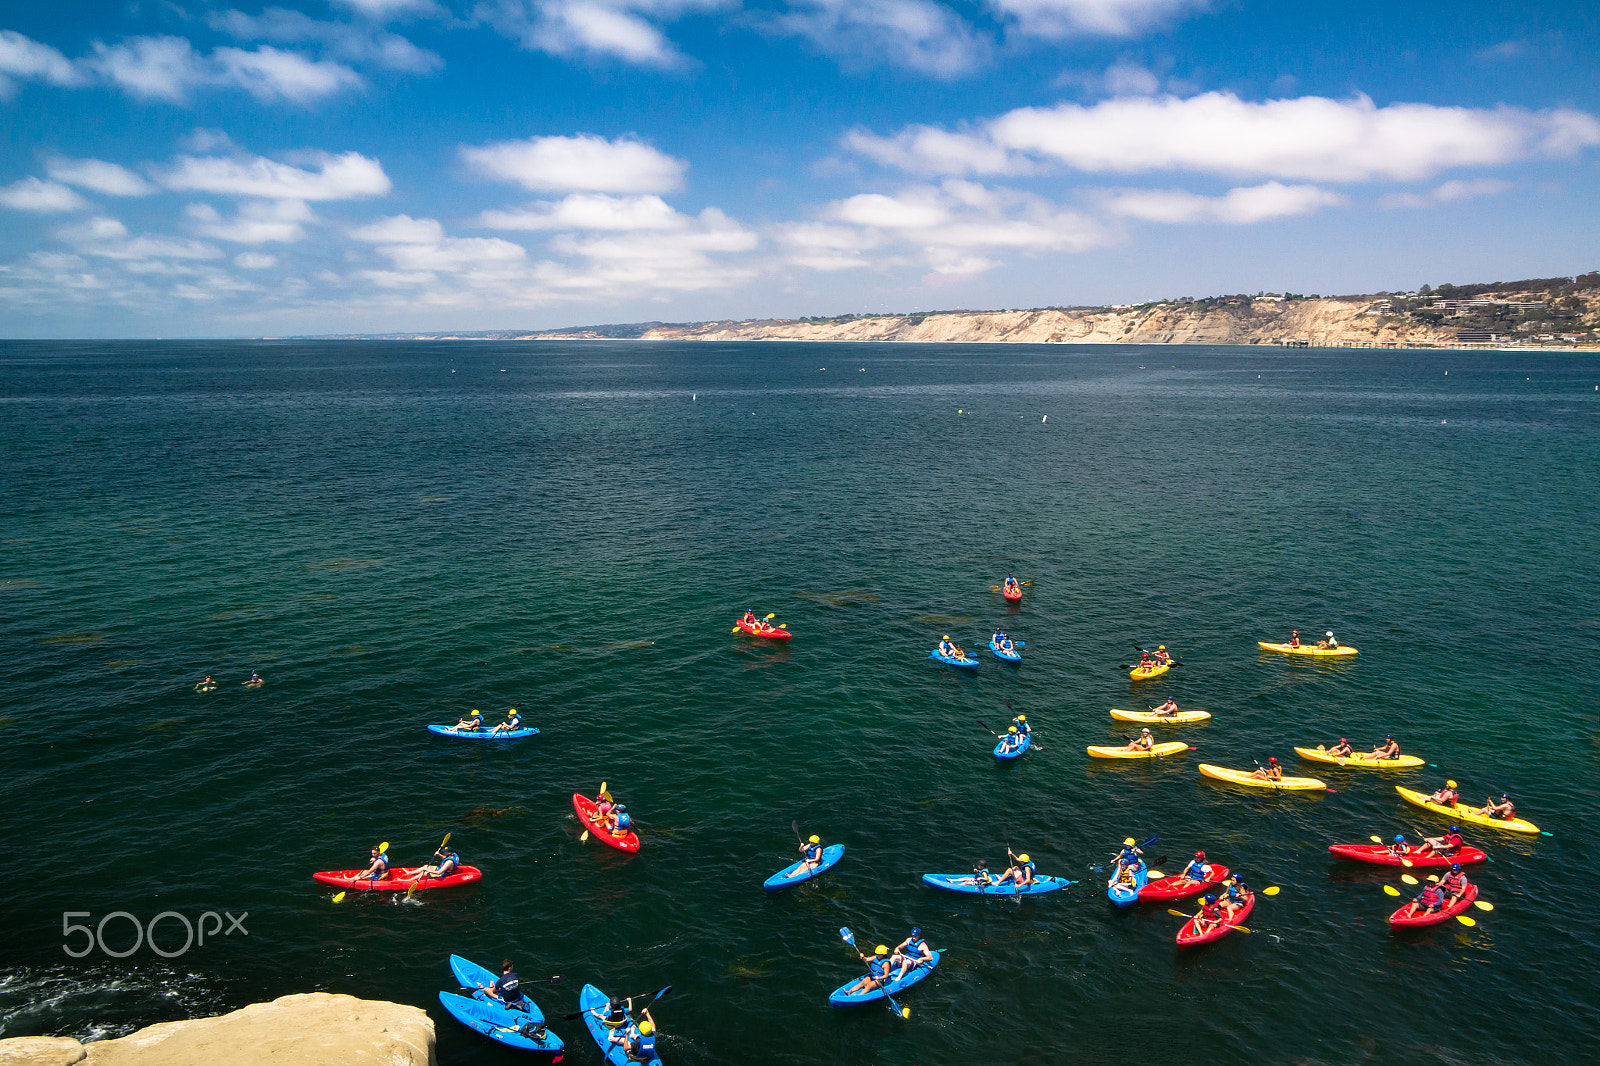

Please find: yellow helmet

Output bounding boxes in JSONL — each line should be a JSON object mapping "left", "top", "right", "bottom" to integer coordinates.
{"left": 1124, "top": 838, "right": 1136, "bottom": 846}
{"left": 1018, "top": 853, "right": 1030, "bottom": 863}
{"left": 808, "top": 835, "right": 820, "bottom": 844}
{"left": 508, "top": 708, "right": 517, "bottom": 713}
{"left": 471, "top": 709, "right": 480, "bottom": 716}
{"left": 942, "top": 634, "right": 950, "bottom": 639}
{"left": 1446, "top": 780, "right": 1457, "bottom": 789}
{"left": 1017, "top": 715, "right": 1025, "bottom": 721}
{"left": 1008, "top": 726, "right": 1017, "bottom": 733}
{"left": 638, "top": 1021, "right": 653, "bottom": 1036}
{"left": 875, "top": 945, "right": 889, "bottom": 955}
{"left": 1158, "top": 645, "right": 1165, "bottom": 650}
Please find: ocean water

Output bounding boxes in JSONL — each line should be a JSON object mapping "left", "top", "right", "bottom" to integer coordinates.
{"left": 1, "top": 340, "right": 1596, "bottom": 1065}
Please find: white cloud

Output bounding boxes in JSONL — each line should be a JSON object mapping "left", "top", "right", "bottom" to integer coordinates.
{"left": 351, "top": 214, "right": 445, "bottom": 243}
{"left": 1379, "top": 178, "right": 1513, "bottom": 210}
{"left": 162, "top": 151, "right": 392, "bottom": 200}
{"left": 1102, "top": 60, "right": 1160, "bottom": 96}
{"left": 89, "top": 36, "right": 206, "bottom": 102}
{"left": 462, "top": 133, "right": 687, "bottom": 193}
{"left": 0, "top": 29, "right": 84, "bottom": 94}
{"left": 774, "top": 0, "right": 987, "bottom": 77}
{"left": 988, "top": 0, "right": 1210, "bottom": 38}
{"left": 478, "top": 1, "right": 725, "bottom": 68}
{"left": 334, "top": 0, "right": 445, "bottom": 16}
{"left": 211, "top": 9, "right": 442, "bottom": 73}
{"left": 214, "top": 45, "right": 363, "bottom": 103}
{"left": 182, "top": 129, "right": 236, "bottom": 153}
{"left": 851, "top": 92, "right": 1600, "bottom": 182}
{"left": 56, "top": 216, "right": 225, "bottom": 261}
{"left": 479, "top": 193, "right": 692, "bottom": 231}
{"left": 187, "top": 199, "right": 316, "bottom": 243}
{"left": 234, "top": 252, "right": 279, "bottom": 268}
{"left": 46, "top": 158, "right": 155, "bottom": 196}
{"left": 771, "top": 222, "right": 881, "bottom": 271}
{"left": 0, "top": 177, "right": 89, "bottom": 213}
{"left": 81, "top": 33, "right": 362, "bottom": 105}
{"left": 1098, "top": 181, "right": 1346, "bottom": 223}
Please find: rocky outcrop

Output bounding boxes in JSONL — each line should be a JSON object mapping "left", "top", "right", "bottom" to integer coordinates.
{"left": 0, "top": 994, "right": 434, "bottom": 1066}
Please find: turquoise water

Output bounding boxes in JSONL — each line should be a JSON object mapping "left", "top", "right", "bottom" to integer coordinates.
{"left": 1, "top": 340, "right": 1596, "bottom": 1064}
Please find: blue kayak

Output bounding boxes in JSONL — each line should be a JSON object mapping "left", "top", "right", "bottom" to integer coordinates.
{"left": 829, "top": 950, "right": 943, "bottom": 1006}
{"left": 429, "top": 724, "right": 540, "bottom": 740}
{"left": 988, "top": 638, "right": 1023, "bottom": 662}
{"left": 580, "top": 983, "right": 662, "bottom": 1066}
{"left": 764, "top": 844, "right": 845, "bottom": 891}
{"left": 921, "top": 873, "right": 1069, "bottom": 896}
{"left": 928, "top": 650, "right": 980, "bottom": 669}
{"left": 438, "top": 954, "right": 562, "bottom": 1054}
{"left": 994, "top": 732, "right": 1032, "bottom": 760}
{"left": 1107, "top": 862, "right": 1148, "bottom": 907}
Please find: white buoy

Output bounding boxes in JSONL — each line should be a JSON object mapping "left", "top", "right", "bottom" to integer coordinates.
{"left": 1042, "top": 415, "right": 1047, "bottom": 423}
{"left": 860, "top": 367, "right": 866, "bottom": 371}
{"left": 692, "top": 393, "right": 696, "bottom": 400}
{"left": 1444, "top": 371, "right": 1448, "bottom": 375}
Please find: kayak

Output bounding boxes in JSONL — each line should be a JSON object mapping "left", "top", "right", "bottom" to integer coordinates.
{"left": 828, "top": 950, "right": 943, "bottom": 1006}
{"left": 311, "top": 866, "right": 483, "bottom": 891}
{"left": 1395, "top": 786, "right": 1540, "bottom": 835}
{"left": 572, "top": 793, "right": 641, "bottom": 851}
{"left": 1389, "top": 883, "right": 1480, "bottom": 928}
{"left": 921, "top": 873, "right": 1069, "bottom": 896}
{"left": 439, "top": 954, "right": 563, "bottom": 1054}
{"left": 1088, "top": 741, "right": 1188, "bottom": 759}
{"left": 989, "top": 638, "right": 1022, "bottom": 662}
{"left": 1328, "top": 844, "right": 1488, "bottom": 868}
{"left": 579, "top": 983, "right": 662, "bottom": 1066}
{"left": 1139, "top": 864, "right": 1231, "bottom": 901}
{"left": 764, "top": 844, "right": 845, "bottom": 891}
{"left": 1198, "top": 764, "right": 1327, "bottom": 791}
{"left": 1107, "top": 862, "right": 1147, "bottom": 907}
{"left": 1129, "top": 661, "right": 1170, "bottom": 681}
{"left": 1258, "top": 641, "right": 1358, "bottom": 656}
{"left": 428, "top": 724, "right": 541, "bottom": 740}
{"left": 1002, "top": 584, "right": 1022, "bottom": 603}
{"left": 1295, "top": 746, "right": 1423, "bottom": 769}
{"left": 1177, "top": 891, "right": 1255, "bottom": 948}
{"left": 1110, "top": 708, "right": 1212, "bottom": 724}
{"left": 994, "top": 732, "right": 1032, "bottom": 760}
{"left": 737, "top": 618, "right": 790, "bottom": 640}
{"left": 929, "top": 649, "right": 980, "bottom": 669}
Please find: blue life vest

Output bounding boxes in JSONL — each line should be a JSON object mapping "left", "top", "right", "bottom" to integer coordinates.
{"left": 617, "top": 813, "right": 632, "bottom": 829}
{"left": 805, "top": 844, "right": 823, "bottom": 862}
{"left": 868, "top": 957, "right": 888, "bottom": 979}
{"left": 375, "top": 853, "right": 389, "bottom": 870}
{"left": 630, "top": 1030, "right": 656, "bottom": 1060}
{"left": 506, "top": 715, "right": 520, "bottom": 727}
{"left": 903, "top": 936, "right": 927, "bottom": 958}
{"left": 439, "top": 851, "right": 459, "bottom": 871}
{"left": 1185, "top": 861, "right": 1207, "bottom": 880}
{"left": 1226, "top": 883, "right": 1245, "bottom": 900}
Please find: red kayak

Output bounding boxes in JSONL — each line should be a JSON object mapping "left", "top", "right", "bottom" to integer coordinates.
{"left": 1139, "top": 864, "right": 1230, "bottom": 902}
{"left": 1328, "top": 844, "right": 1488, "bottom": 868}
{"left": 1002, "top": 585, "right": 1022, "bottom": 603}
{"left": 572, "top": 793, "right": 640, "bottom": 852}
{"left": 1389, "top": 883, "right": 1479, "bottom": 927}
{"left": 1176, "top": 891, "right": 1255, "bottom": 948}
{"left": 736, "top": 618, "right": 791, "bottom": 640}
{"left": 311, "top": 866, "right": 483, "bottom": 891}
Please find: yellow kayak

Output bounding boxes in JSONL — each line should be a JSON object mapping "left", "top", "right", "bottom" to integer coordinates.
{"left": 1395, "top": 786, "right": 1540, "bottom": 835}
{"left": 1257, "top": 641, "right": 1358, "bottom": 656}
{"left": 1088, "top": 742, "right": 1189, "bottom": 759}
{"left": 1111, "top": 708, "right": 1212, "bottom": 724}
{"left": 1129, "top": 661, "right": 1171, "bottom": 681}
{"left": 1198, "top": 763, "right": 1327, "bottom": 790}
{"left": 1294, "top": 746, "right": 1424, "bottom": 769}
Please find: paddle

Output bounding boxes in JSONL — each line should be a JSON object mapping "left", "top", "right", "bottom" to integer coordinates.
{"left": 333, "top": 841, "right": 390, "bottom": 903}
{"left": 560, "top": 985, "right": 671, "bottom": 1021}
{"left": 792, "top": 819, "right": 803, "bottom": 844}
{"left": 406, "top": 833, "right": 450, "bottom": 900}
{"left": 1089, "top": 835, "right": 1157, "bottom": 873}
{"left": 459, "top": 976, "right": 563, "bottom": 997}
{"left": 1166, "top": 907, "right": 1252, "bottom": 934}
{"left": 1455, "top": 914, "right": 1478, "bottom": 926}
{"left": 580, "top": 783, "right": 607, "bottom": 843}
{"left": 839, "top": 927, "right": 909, "bottom": 1019}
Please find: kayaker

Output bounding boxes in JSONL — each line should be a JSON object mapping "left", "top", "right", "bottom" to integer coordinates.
{"left": 890, "top": 928, "right": 934, "bottom": 980}
{"left": 1409, "top": 881, "right": 1444, "bottom": 916}
{"left": 1153, "top": 645, "right": 1170, "bottom": 665}
{"left": 1420, "top": 826, "right": 1464, "bottom": 857}
{"left": 1136, "top": 651, "right": 1152, "bottom": 670}
{"left": 415, "top": 844, "right": 460, "bottom": 880}
{"left": 1370, "top": 735, "right": 1401, "bottom": 760}
{"left": 356, "top": 845, "right": 389, "bottom": 882}
{"left": 938, "top": 635, "right": 962, "bottom": 659}
{"left": 1193, "top": 893, "right": 1226, "bottom": 935}
{"left": 1317, "top": 630, "right": 1339, "bottom": 650}
{"left": 970, "top": 860, "right": 994, "bottom": 888}
{"left": 599, "top": 994, "right": 633, "bottom": 1028}
{"left": 1287, "top": 629, "right": 1301, "bottom": 648}
{"left": 997, "top": 849, "right": 1037, "bottom": 887}
{"left": 742, "top": 609, "right": 757, "bottom": 626}
{"left": 604, "top": 803, "right": 633, "bottom": 837}
{"left": 610, "top": 1012, "right": 657, "bottom": 1064}
{"left": 786, "top": 834, "right": 827, "bottom": 879}
{"left": 843, "top": 945, "right": 892, "bottom": 994}
{"left": 1250, "top": 757, "right": 1284, "bottom": 781}
{"left": 244, "top": 671, "right": 263, "bottom": 687}
{"left": 1323, "top": 738, "right": 1354, "bottom": 758}
{"left": 1425, "top": 780, "right": 1460, "bottom": 806}
{"left": 1124, "top": 728, "right": 1155, "bottom": 752}
{"left": 999, "top": 725, "right": 1024, "bottom": 753}
{"left": 1177, "top": 851, "right": 1213, "bottom": 886}
{"left": 998, "top": 634, "right": 1016, "bottom": 654}
{"left": 1437, "top": 864, "right": 1471, "bottom": 906}
{"left": 1478, "top": 794, "right": 1516, "bottom": 821}
{"left": 1003, "top": 574, "right": 1020, "bottom": 595}
{"left": 1115, "top": 838, "right": 1144, "bottom": 868}
{"left": 478, "top": 958, "right": 527, "bottom": 1013}
{"left": 1012, "top": 714, "right": 1030, "bottom": 735}
{"left": 453, "top": 709, "right": 484, "bottom": 732}
{"left": 1113, "top": 860, "right": 1143, "bottom": 888}
{"left": 1221, "top": 874, "right": 1250, "bottom": 916}
{"left": 1387, "top": 833, "right": 1411, "bottom": 856}
{"left": 195, "top": 676, "right": 216, "bottom": 691}
{"left": 490, "top": 708, "right": 522, "bottom": 734}
{"left": 1150, "top": 697, "right": 1180, "bottom": 717}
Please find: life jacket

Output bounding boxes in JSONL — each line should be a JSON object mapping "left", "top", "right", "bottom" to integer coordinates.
{"left": 1184, "top": 861, "right": 1208, "bottom": 881}
{"left": 805, "top": 843, "right": 823, "bottom": 863}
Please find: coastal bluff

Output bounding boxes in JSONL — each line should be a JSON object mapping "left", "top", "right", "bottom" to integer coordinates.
{"left": 0, "top": 994, "right": 434, "bottom": 1066}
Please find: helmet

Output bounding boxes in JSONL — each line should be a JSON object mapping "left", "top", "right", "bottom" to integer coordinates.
{"left": 1450, "top": 863, "right": 1461, "bottom": 872}
{"left": 1385, "top": 734, "right": 1393, "bottom": 740}
{"left": 1339, "top": 738, "right": 1348, "bottom": 744}
{"left": 1124, "top": 838, "right": 1136, "bottom": 847}
{"left": 1141, "top": 728, "right": 1152, "bottom": 734}
{"left": 875, "top": 945, "right": 888, "bottom": 956}
{"left": 1268, "top": 756, "right": 1278, "bottom": 763}
{"left": 1194, "top": 851, "right": 1205, "bottom": 858}
{"left": 910, "top": 927, "right": 921, "bottom": 936}
{"left": 1446, "top": 780, "right": 1457, "bottom": 789}
{"left": 1394, "top": 834, "right": 1406, "bottom": 843}
{"left": 1008, "top": 726, "right": 1018, "bottom": 733}
{"left": 1204, "top": 894, "right": 1218, "bottom": 903}
{"left": 1500, "top": 793, "right": 1509, "bottom": 799}
{"left": 471, "top": 710, "right": 480, "bottom": 716}
{"left": 1017, "top": 854, "right": 1029, "bottom": 863}
{"left": 1018, "top": 715, "right": 1026, "bottom": 722}
{"left": 638, "top": 1021, "right": 653, "bottom": 1036}
{"left": 943, "top": 634, "right": 950, "bottom": 639}
{"left": 1448, "top": 826, "right": 1460, "bottom": 833}
{"left": 508, "top": 707, "right": 518, "bottom": 714}
{"left": 616, "top": 803, "right": 626, "bottom": 810}
{"left": 1158, "top": 645, "right": 1165, "bottom": 650}
{"left": 808, "top": 835, "right": 820, "bottom": 844}
{"left": 1326, "top": 631, "right": 1334, "bottom": 637}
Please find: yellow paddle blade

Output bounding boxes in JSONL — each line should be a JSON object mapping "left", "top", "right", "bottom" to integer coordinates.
{"left": 441, "top": 832, "right": 451, "bottom": 847}
{"left": 379, "top": 841, "right": 389, "bottom": 852}
{"left": 1474, "top": 900, "right": 1494, "bottom": 912}
{"left": 1400, "top": 858, "right": 1413, "bottom": 867}
{"left": 778, "top": 623, "right": 787, "bottom": 628}
{"left": 1400, "top": 874, "right": 1419, "bottom": 885}
{"left": 599, "top": 781, "right": 607, "bottom": 795}
{"left": 900, "top": 1007, "right": 911, "bottom": 1019}
{"left": 765, "top": 613, "right": 775, "bottom": 619}
{"left": 1383, "top": 885, "right": 1401, "bottom": 896}
{"left": 1369, "top": 835, "right": 1385, "bottom": 844}
{"left": 1232, "top": 925, "right": 1251, "bottom": 934}
{"left": 580, "top": 831, "right": 589, "bottom": 843}
{"left": 1262, "top": 886, "right": 1280, "bottom": 895}
{"left": 1147, "top": 871, "right": 1164, "bottom": 879}
{"left": 1166, "top": 909, "right": 1191, "bottom": 918}
{"left": 731, "top": 628, "right": 740, "bottom": 633}
{"left": 332, "top": 891, "right": 346, "bottom": 903}
{"left": 1455, "top": 914, "right": 1477, "bottom": 927}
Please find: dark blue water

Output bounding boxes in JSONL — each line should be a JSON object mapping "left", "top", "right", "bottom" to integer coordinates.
{"left": 2, "top": 341, "right": 1596, "bottom": 1064}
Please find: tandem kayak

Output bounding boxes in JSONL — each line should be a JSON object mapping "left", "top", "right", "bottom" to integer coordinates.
{"left": 1139, "top": 864, "right": 1231, "bottom": 901}
{"left": 994, "top": 732, "right": 1032, "bottom": 760}
{"left": 1294, "top": 746, "right": 1423, "bottom": 769}
{"left": 1002, "top": 584, "right": 1022, "bottom": 603}
{"left": 579, "top": 983, "right": 662, "bottom": 1066}
{"left": 764, "top": 844, "right": 845, "bottom": 891}
{"left": 1088, "top": 742, "right": 1188, "bottom": 759}
{"left": 439, "top": 954, "right": 563, "bottom": 1054}
{"left": 989, "top": 638, "right": 1022, "bottom": 662}
{"left": 1177, "top": 891, "right": 1255, "bottom": 948}
{"left": 1129, "top": 661, "right": 1171, "bottom": 681}
{"left": 1258, "top": 641, "right": 1358, "bottom": 656}
{"left": 929, "top": 649, "right": 980, "bottom": 669}
{"left": 1389, "top": 883, "right": 1480, "bottom": 928}
{"left": 573, "top": 793, "right": 641, "bottom": 851}
{"left": 1328, "top": 844, "right": 1488, "bottom": 867}
{"left": 1395, "top": 786, "right": 1541, "bottom": 834}
{"left": 1107, "top": 863, "right": 1147, "bottom": 907}
{"left": 428, "top": 724, "right": 541, "bottom": 740}
{"left": 1110, "top": 707, "right": 1212, "bottom": 724}
{"left": 829, "top": 951, "right": 943, "bottom": 1006}
{"left": 311, "top": 866, "right": 483, "bottom": 891}
{"left": 1198, "top": 764, "right": 1327, "bottom": 791}
{"left": 737, "top": 618, "right": 790, "bottom": 640}
{"left": 922, "top": 873, "right": 1069, "bottom": 896}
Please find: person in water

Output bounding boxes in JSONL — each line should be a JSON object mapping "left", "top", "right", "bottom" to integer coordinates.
{"left": 1177, "top": 851, "right": 1213, "bottom": 886}
{"left": 787, "top": 835, "right": 827, "bottom": 878}
{"left": 843, "top": 945, "right": 892, "bottom": 994}
{"left": 997, "top": 849, "right": 1036, "bottom": 888}
{"left": 195, "top": 676, "right": 216, "bottom": 691}
{"left": 244, "top": 671, "right": 263, "bottom": 687}
{"left": 1421, "top": 825, "right": 1464, "bottom": 857}
{"left": 1150, "top": 697, "right": 1181, "bottom": 717}
{"left": 490, "top": 708, "right": 522, "bottom": 734}
{"left": 890, "top": 928, "right": 934, "bottom": 980}
{"left": 454, "top": 709, "right": 484, "bottom": 732}
{"left": 1125, "top": 728, "right": 1155, "bottom": 752}
{"left": 1250, "top": 757, "right": 1284, "bottom": 781}
{"left": 999, "top": 725, "right": 1024, "bottom": 753}
{"left": 1370, "top": 735, "right": 1401, "bottom": 760}
{"left": 479, "top": 958, "right": 527, "bottom": 1012}
{"left": 1426, "top": 780, "right": 1460, "bottom": 806}
{"left": 1193, "top": 893, "right": 1226, "bottom": 935}
{"left": 1478, "top": 794, "right": 1516, "bottom": 821}
{"left": 1437, "top": 863, "right": 1471, "bottom": 906}
{"left": 1317, "top": 630, "right": 1339, "bottom": 649}
{"left": 416, "top": 844, "right": 460, "bottom": 880}
{"left": 356, "top": 845, "right": 389, "bottom": 882}
{"left": 1287, "top": 629, "right": 1301, "bottom": 648}
{"left": 610, "top": 1011, "right": 658, "bottom": 1064}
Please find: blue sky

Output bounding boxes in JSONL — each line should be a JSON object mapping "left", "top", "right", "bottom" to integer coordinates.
{"left": 2, "top": 0, "right": 1597, "bottom": 336}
